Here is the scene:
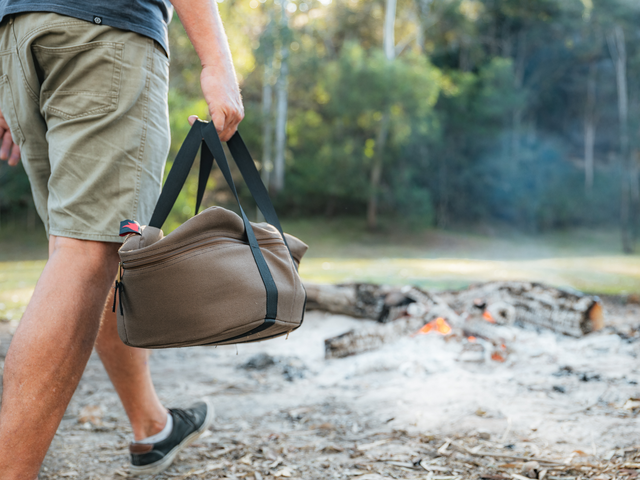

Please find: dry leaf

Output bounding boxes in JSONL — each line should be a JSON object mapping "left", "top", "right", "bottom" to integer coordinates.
{"left": 322, "top": 445, "right": 344, "bottom": 453}
{"left": 357, "top": 439, "right": 389, "bottom": 451}
{"left": 274, "top": 467, "right": 293, "bottom": 477}
{"left": 78, "top": 405, "right": 103, "bottom": 426}
{"left": 312, "top": 422, "right": 335, "bottom": 431}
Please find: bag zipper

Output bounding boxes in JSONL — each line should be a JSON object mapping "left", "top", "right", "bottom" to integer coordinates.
{"left": 121, "top": 236, "right": 284, "bottom": 270}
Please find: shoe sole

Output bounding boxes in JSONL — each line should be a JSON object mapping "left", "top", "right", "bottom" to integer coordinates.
{"left": 129, "top": 401, "right": 215, "bottom": 476}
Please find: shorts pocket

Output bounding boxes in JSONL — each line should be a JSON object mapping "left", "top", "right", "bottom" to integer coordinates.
{"left": 0, "top": 75, "right": 25, "bottom": 145}
{"left": 32, "top": 41, "right": 123, "bottom": 120}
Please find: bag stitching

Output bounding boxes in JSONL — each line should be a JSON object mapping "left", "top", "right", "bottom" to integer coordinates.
{"left": 124, "top": 242, "right": 291, "bottom": 274}
{"left": 120, "top": 228, "right": 283, "bottom": 259}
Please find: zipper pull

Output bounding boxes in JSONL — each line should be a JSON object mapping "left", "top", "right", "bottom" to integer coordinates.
{"left": 112, "top": 280, "right": 119, "bottom": 313}
{"left": 112, "top": 262, "right": 123, "bottom": 313}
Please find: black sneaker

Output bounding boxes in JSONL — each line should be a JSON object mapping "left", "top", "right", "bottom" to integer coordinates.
{"left": 129, "top": 401, "right": 214, "bottom": 476}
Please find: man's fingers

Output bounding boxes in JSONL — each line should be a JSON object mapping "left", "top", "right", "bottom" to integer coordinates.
{"left": 8, "top": 143, "right": 20, "bottom": 166}
{"left": 211, "top": 111, "right": 227, "bottom": 135}
{"left": 217, "top": 109, "right": 244, "bottom": 142}
{"left": 0, "top": 129, "right": 12, "bottom": 160}
{"left": 190, "top": 109, "right": 242, "bottom": 142}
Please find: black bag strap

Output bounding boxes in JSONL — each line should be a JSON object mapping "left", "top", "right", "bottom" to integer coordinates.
{"left": 195, "top": 140, "right": 214, "bottom": 215}
{"left": 227, "top": 132, "right": 287, "bottom": 239}
{"left": 149, "top": 120, "right": 279, "bottom": 320}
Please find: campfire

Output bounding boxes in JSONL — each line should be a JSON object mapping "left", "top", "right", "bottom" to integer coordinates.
{"left": 304, "top": 281, "right": 604, "bottom": 360}
{"left": 413, "top": 317, "right": 452, "bottom": 336}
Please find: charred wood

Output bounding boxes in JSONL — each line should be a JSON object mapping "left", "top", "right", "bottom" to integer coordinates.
{"left": 440, "top": 281, "right": 603, "bottom": 337}
{"left": 311, "top": 281, "right": 604, "bottom": 358}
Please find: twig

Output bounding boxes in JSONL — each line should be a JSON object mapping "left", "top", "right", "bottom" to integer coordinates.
{"left": 450, "top": 441, "right": 564, "bottom": 466}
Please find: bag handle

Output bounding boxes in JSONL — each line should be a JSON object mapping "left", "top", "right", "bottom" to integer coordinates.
{"left": 148, "top": 120, "right": 279, "bottom": 320}
{"left": 196, "top": 131, "right": 288, "bottom": 243}
{"left": 153, "top": 121, "right": 293, "bottom": 258}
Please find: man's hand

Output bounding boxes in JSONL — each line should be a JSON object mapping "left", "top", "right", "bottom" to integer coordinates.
{"left": 200, "top": 65, "right": 244, "bottom": 141}
{"left": 171, "top": 0, "right": 244, "bottom": 141}
{"left": 0, "top": 108, "right": 20, "bottom": 166}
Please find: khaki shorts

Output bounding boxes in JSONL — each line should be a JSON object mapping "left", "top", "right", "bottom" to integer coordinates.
{"left": 0, "top": 12, "right": 170, "bottom": 242}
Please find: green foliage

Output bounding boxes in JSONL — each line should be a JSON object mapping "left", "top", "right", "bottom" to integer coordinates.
{"left": 3, "top": 0, "right": 640, "bottom": 237}
{"left": 279, "top": 42, "right": 441, "bottom": 216}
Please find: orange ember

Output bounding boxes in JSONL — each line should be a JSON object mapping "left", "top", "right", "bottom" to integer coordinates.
{"left": 467, "top": 336, "right": 477, "bottom": 342}
{"left": 414, "top": 317, "right": 452, "bottom": 336}
{"left": 491, "top": 352, "right": 506, "bottom": 362}
{"left": 482, "top": 311, "right": 496, "bottom": 323}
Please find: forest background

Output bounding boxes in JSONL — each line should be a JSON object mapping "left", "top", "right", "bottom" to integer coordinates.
{"left": 2, "top": 0, "right": 640, "bottom": 253}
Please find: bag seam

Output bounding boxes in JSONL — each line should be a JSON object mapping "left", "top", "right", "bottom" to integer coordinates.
{"left": 120, "top": 227, "right": 282, "bottom": 259}
{"left": 122, "top": 242, "right": 290, "bottom": 275}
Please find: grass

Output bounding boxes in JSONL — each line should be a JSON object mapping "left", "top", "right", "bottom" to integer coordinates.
{"left": 1, "top": 218, "right": 640, "bottom": 321}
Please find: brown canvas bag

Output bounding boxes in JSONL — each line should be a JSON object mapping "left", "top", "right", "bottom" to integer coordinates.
{"left": 114, "top": 119, "right": 308, "bottom": 348}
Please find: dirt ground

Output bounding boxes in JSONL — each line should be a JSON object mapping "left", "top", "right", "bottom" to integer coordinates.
{"left": 1, "top": 297, "right": 640, "bottom": 479}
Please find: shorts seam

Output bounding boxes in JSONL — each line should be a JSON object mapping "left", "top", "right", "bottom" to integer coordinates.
{"left": 35, "top": 42, "right": 122, "bottom": 120}
{"left": 49, "top": 229, "right": 124, "bottom": 243}
{"left": 131, "top": 40, "right": 153, "bottom": 222}
{"left": 16, "top": 20, "right": 92, "bottom": 50}
{"left": 31, "top": 41, "right": 124, "bottom": 55}
{"left": 45, "top": 104, "right": 116, "bottom": 120}
{"left": 11, "top": 19, "right": 40, "bottom": 106}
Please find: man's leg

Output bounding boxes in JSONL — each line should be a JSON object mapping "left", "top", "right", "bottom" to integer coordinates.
{"left": 94, "top": 293, "right": 168, "bottom": 441}
{"left": 0, "top": 236, "right": 119, "bottom": 479}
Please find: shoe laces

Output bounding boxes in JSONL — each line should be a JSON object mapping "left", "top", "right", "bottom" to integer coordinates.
{"left": 170, "top": 407, "right": 197, "bottom": 429}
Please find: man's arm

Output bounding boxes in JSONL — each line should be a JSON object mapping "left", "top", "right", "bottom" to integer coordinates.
{"left": 171, "top": 0, "right": 244, "bottom": 141}
{"left": 0, "top": 110, "right": 20, "bottom": 166}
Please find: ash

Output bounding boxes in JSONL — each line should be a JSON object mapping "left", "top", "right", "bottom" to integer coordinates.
{"left": 4, "top": 297, "right": 639, "bottom": 479}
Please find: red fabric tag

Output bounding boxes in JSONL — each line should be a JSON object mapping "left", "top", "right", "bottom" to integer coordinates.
{"left": 119, "top": 219, "right": 141, "bottom": 237}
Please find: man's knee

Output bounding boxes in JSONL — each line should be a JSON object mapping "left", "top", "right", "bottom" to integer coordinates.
{"left": 48, "top": 235, "right": 120, "bottom": 278}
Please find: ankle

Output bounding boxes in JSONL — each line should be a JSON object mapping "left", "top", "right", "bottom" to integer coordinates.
{"left": 133, "top": 410, "right": 169, "bottom": 441}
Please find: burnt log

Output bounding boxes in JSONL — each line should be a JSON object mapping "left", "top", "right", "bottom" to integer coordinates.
{"left": 439, "top": 281, "right": 604, "bottom": 337}
{"left": 305, "top": 283, "right": 415, "bottom": 322}
{"left": 311, "top": 281, "right": 604, "bottom": 358}
{"left": 307, "top": 281, "right": 603, "bottom": 337}
{"left": 324, "top": 316, "right": 427, "bottom": 359}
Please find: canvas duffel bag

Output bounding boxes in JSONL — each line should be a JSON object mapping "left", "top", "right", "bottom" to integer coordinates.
{"left": 114, "top": 119, "right": 308, "bottom": 348}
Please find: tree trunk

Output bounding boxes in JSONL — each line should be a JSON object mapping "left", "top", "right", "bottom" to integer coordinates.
{"left": 366, "top": 0, "right": 397, "bottom": 230}
{"left": 607, "top": 26, "right": 633, "bottom": 253}
{"left": 367, "top": 111, "right": 390, "bottom": 230}
{"left": 272, "top": 2, "right": 289, "bottom": 194}
{"left": 258, "top": 56, "right": 274, "bottom": 221}
{"left": 415, "top": 0, "right": 433, "bottom": 51}
{"left": 383, "top": 0, "right": 397, "bottom": 61}
{"left": 584, "top": 62, "right": 597, "bottom": 193}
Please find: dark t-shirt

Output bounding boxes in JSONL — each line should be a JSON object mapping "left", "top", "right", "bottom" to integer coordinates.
{"left": 0, "top": 0, "right": 173, "bottom": 54}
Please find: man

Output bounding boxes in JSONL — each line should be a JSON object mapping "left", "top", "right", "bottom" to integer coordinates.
{"left": 0, "top": 0, "right": 244, "bottom": 477}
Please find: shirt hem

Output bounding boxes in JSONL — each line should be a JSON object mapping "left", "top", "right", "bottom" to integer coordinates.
{"left": 0, "top": 5, "right": 170, "bottom": 55}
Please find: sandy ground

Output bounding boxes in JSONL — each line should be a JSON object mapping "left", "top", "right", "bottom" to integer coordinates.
{"left": 1, "top": 298, "right": 640, "bottom": 479}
